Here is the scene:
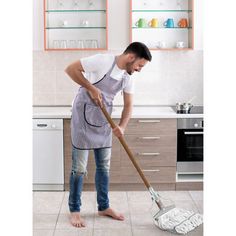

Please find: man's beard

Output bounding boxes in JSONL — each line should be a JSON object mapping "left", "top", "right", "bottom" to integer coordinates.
{"left": 126, "top": 61, "right": 135, "bottom": 75}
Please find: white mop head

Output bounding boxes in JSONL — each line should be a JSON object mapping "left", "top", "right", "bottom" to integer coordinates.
{"left": 154, "top": 207, "right": 203, "bottom": 234}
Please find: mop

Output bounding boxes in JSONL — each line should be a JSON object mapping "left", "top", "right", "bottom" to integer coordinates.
{"left": 99, "top": 103, "right": 203, "bottom": 234}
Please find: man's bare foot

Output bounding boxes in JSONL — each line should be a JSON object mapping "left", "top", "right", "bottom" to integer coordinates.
{"left": 70, "top": 212, "right": 86, "bottom": 227}
{"left": 98, "top": 207, "right": 125, "bottom": 221}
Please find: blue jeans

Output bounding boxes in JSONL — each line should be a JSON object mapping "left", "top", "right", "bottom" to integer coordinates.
{"left": 68, "top": 146, "right": 111, "bottom": 212}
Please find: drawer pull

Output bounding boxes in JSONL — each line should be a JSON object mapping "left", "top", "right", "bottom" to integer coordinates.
{"left": 138, "top": 152, "right": 160, "bottom": 156}
{"left": 139, "top": 136, "right": 160, "bottom": 140}
{"left": 138, "top": 120, "right": 161, "bottom": 123}
{"left": 142, "top": 169, "right": 160, "bottom": 172}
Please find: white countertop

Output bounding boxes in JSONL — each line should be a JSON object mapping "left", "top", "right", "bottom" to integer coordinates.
{"left": 33, "top": 106, "right": 203, "bottom": 119}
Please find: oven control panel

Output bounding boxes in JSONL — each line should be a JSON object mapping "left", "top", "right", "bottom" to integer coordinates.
{"left": 177, "top": 118, "right": 204, "bottom": 129}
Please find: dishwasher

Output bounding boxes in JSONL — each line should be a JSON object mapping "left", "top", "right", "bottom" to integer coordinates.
{"left": 33, "top": 119, "right": 64, "bottom": 191}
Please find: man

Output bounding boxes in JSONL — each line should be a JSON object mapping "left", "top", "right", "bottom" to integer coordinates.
{"left": 65, "top": 42, "right": 152, "bottom": 227}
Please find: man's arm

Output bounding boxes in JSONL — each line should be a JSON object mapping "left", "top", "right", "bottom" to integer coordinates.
{"left": 65, "top": 60, "right": 102, "bottom": 105}
{"left": 113, "top": 92, "right": 133, "bottom": 137}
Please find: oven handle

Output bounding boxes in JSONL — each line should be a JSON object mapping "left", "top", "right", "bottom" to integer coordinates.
{"left": 184, "top": 131, "right": 204, "bottom": 135}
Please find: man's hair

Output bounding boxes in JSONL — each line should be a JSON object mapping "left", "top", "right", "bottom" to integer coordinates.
{"left": 123, "top": 42, "right": 152, "bottom": 61}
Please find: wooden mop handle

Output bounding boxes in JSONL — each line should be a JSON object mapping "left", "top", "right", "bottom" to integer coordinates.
{"left": 99, "top": 104, "right": 151, "bottom": 190}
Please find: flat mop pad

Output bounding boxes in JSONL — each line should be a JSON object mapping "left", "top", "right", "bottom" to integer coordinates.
{"left": 153, "top": 207, "right": 203, "bottom": 234}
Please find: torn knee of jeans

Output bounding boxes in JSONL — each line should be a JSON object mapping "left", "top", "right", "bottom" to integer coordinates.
{"left": 71, "top": 170, "right": 87, "bottom": 177}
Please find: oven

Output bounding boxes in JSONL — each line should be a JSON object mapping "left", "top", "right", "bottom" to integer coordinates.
{"left": 177, "top": 118, "right": 204, "bottom": 174}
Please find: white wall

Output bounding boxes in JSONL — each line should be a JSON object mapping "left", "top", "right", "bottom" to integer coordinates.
{"left": 33, "top": 0, "right": 203, "bottom": 106}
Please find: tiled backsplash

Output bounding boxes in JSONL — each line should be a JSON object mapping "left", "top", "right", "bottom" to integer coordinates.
{"left": 33, "top": 50, "right": 203, "bottom": 106}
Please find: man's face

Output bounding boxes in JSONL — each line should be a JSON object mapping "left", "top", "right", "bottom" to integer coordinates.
{"left": 126, "top": 55, "right": 148, "bottom": 75}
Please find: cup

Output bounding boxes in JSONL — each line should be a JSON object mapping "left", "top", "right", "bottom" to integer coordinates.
{"left": 81, "top": 20, "right": 89, "bottom": 27}
{"left": 53, "top": 40, "right": 60, "bottom": 49}
{"left": 148, "top": 18, "right": 158, "bottom": 28}
{"left": 156, "top": 41, "right": 167, "bottom": 49}
{"left": 91, "top": 40, "right": 98, "bottom": 48}
{"left": 69, "top": 40, "right": 77, "bottom": 48}
{"left": 163, "top": 18, "right": 174, "bottom": 28}
{"left": 176, "top": 41, "right": 185, "bottom": 48}
{"left": 77, "top": 40, "right": 84, "bottom": 49}
{"left": 135, "top": 18, "right": 147, "bottom": 28}
{"left": 178, "top": 18, "right": 188, "bottom": 28}
{"left": 60, "top": 40, "right": 67, "bottom": 49}
{"left": 60, "top": 20, "right": 68, "bottom": 27}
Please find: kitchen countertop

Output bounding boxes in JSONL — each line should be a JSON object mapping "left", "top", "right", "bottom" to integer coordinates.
{"left": 33, "top": 106, "right": 203, "bottom": 119}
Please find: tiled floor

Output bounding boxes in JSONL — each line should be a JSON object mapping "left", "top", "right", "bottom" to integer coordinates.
{"left": 33, "top": 191, "right": 203, "bottom": 236}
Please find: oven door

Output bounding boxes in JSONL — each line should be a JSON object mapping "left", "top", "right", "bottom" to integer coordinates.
{"left": 177, "top": 129, "right": 203, "bottom": 162}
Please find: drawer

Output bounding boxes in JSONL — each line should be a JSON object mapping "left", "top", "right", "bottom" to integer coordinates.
{"left": 123, "top": 134, "right": 176, "bottom": 148}
{"left": 120, "top": 166, "right": 176, "bottom": 183}
{"left": 125, "top": 119, "right": 177, "bottom": 135}
{"left": 121, "top": 147, "right": 176, "bottom": 167}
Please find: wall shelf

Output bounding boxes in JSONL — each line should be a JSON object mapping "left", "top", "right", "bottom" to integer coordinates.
{"left": 44, "top": 0, "right": 108, "bottom": 50}
{"left": 132, "top": 10, "right": 192, "bottom": 12}
{"left": 130, "top": 0, "right": 194, "bottom": 50}
{"left": 46, "top": 9, "right": 106, "bottom": 13}
{"left": 46, "top": 27, "right": 106, "bottom": 29}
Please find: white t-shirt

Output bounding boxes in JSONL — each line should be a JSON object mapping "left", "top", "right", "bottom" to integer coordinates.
{"left": 80, "top": 54, "right": 134, "bottom": 94}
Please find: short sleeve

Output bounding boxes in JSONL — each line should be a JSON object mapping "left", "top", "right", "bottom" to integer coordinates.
{"left": 80, "top": 54, "right": 104, "bottom": 73}
{"left": 123, "top": 75, "right": 135, "bottom": 94}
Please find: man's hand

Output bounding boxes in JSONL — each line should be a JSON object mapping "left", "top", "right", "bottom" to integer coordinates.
{"left": 87, "top": 86, "right": 103, "bottom": 107}
{"left": 113, "top": 125, "right": 125, "bottom": 138}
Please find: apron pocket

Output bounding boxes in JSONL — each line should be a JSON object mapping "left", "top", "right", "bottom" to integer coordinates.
{"left": 84, "top": 103, "right": 112, "bottom": 127}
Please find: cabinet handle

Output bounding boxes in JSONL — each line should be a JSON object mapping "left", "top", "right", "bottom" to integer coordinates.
{"left": 142, "top": 169, "right": 160, "bottom": 172}
{"left": 139, "top": 136, "right": 160, "bottom": 140}
{"left": 137, "top": 152, "right": 160, "bottom": 156}
{"left": 138, "top": 120, "right": 160, "bottom": 123}
{"left": 184, "top": 131, "right": 204, "bottom": 135}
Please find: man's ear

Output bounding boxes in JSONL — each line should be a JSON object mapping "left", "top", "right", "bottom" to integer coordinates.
{"left": 127, "top": 53, "right": 136, "bottom": 62}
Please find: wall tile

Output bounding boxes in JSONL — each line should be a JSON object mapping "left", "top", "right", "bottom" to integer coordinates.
{"left": 33, "top": 50, "right": 203, "bottom": 106}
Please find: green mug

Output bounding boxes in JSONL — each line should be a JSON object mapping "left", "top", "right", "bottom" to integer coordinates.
{"left": 135, "top": 18, "right": 147, "bottom": 28}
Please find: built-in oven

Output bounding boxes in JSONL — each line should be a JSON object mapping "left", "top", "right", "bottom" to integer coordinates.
{"left": 177, "top": 118, "right": 204, "bottom": 174}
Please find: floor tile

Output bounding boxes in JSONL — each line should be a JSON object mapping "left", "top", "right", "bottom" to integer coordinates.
{"left": 130, "top": 213, "right": 157, "bottom": 229}
{"left": 93, "top": 228, "right": 132, "bottom": 236}
{"left": 127, "top": 191, "right": 150, "bottom": 203}
{"left": 194, "top": 200, "right": 203, "bottom": 214}
{"left": 33, "top": 229, "right": 54, "bottom": 236}
{"left": 56, "top": 213, "right": 94, "bottom": 229}
{"left": 158, "top": 191, "right": 192, "bottom": 201}
{"left": 33, "top": 192, "right": 65, "bottom": 214}
{"left": 94, "top": 213, "right": 131, "bottom": 229}
{"left": 189, "top": 191, "right": 203, "bottom": 201}
{"left": 128, "top": 201, "right": 153, "bottom": 215}
{"left": 54, "top": 229, "right": 93, "bottom": 236}
{"left": 174, "top": 200, "right": 199, "bottom": 212}
{"left": 33, "top": 214, "right": 58, "bottom": 229}
{"left": 132, "top": 228, "right": 172, "bottom": 236}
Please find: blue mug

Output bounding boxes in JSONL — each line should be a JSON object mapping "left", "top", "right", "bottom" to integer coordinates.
{"left": 163, "top": 18, "right": 174, "bottom": 28}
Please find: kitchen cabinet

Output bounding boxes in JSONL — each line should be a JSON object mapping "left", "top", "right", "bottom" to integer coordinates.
{"left": 120, "top": 119, "right": 177, "bottom": 188}
{"left": 64, "top": 118, "right": 177, "bottom": 191}
{"left": 130, "top": 0, "right": 194, "bottom": 50}
{"left": 44, "top": 0, "right": 108, "bottom": 50}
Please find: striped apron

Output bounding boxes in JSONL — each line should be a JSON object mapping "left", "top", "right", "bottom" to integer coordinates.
{"left": 71, "top": 58, "right": 126, "bottom": 149}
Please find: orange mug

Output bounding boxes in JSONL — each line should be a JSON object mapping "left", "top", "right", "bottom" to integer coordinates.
{"left": 178, "top": 18, "right": 188, "bottom": 28}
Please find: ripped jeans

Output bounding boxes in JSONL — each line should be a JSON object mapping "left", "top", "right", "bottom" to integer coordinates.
{"left": 68, "top": 146, "right": 111, "bottom": 212}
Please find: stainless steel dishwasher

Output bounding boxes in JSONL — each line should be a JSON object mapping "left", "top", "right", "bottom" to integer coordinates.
{"left": 33, "top": 119, "right": 64, "bottom": 191}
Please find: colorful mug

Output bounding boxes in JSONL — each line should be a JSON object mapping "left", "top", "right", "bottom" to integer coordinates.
{"left": 163, "top": 18, "right": 174, "bottom": 28}
{"left": 135, "top": 18, "right": 147, "bottom": 28}
{"left": 178, "top": 18, "right": 188, "bottom": 28}
{"left": 148, "top": 18, "right": 158, "bottom": 28}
